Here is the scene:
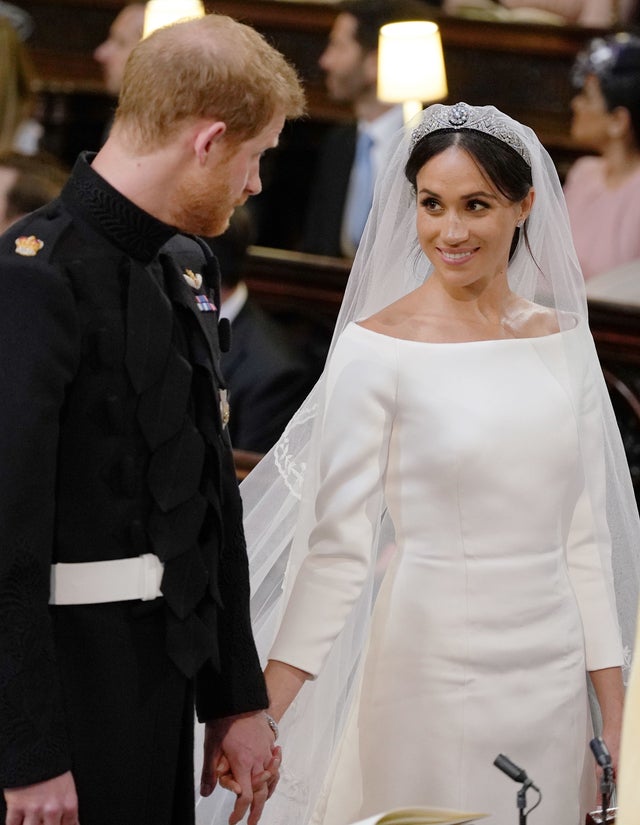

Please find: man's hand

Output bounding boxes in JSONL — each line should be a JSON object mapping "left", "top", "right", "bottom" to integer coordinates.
{"left": 200, "top": 712, "right": 279, "bottom": 825}
{"left": 4, "top": 770, "right": 79, "bottom": 825}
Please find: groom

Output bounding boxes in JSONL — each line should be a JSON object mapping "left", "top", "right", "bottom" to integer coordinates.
{"left": 0, "top": 13, "right": 304, "bottom": 825}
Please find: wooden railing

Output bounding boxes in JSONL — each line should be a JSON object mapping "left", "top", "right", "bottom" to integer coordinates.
{"left": 243, "top": 245, "right": 349, "bottom": 376}
{"left": 244, "top": 245, "right": 349, "bottom": 317}
{"left": 232, "top": 448, "right": 265, "bottom": 482}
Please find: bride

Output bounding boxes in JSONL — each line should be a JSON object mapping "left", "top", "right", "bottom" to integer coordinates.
{"left": 197, "top": 103, "right": 640, "bottom": 825}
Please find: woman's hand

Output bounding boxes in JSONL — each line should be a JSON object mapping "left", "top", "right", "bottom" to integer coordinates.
{"left": 216, "top": 745, "right": 282, "bottom": 798}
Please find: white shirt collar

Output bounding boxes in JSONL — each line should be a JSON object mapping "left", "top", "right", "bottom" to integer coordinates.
{"left": 220, "top": 280, "right": 248, "bottom": 323}
{"left": 359, "top": 104, "right": 404, "bottom": 150}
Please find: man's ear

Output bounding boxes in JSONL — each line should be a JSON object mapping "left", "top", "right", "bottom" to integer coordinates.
{"left": 194, "top": 121, "right": 227, "bottom": 164}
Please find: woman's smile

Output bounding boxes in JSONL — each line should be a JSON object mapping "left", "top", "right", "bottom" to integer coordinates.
{"left": 437, "top": 247, "right": 479, "bottom": 264}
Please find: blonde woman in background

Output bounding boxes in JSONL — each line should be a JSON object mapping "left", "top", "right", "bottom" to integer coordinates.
{"left": 0, "top": 16, "right": 42, "bottom": 155}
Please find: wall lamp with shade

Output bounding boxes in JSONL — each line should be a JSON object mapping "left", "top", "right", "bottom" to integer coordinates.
{"left": 377, "top": 20, "right": 448, "bottom": 124}
{"left": 143, "top": 0, "right": 206, "bottom": 38}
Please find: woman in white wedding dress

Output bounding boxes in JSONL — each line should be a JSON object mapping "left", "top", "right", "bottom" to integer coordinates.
{"left": 196, "top": 104, "right": 640, "bottom": 825}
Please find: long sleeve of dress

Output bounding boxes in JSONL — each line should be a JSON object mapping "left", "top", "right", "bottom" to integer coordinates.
{"left": 565, "top": 348, "right": 623, "bottom": 672}
{"left": 269, "top": 325, "right": 397, "bottom": 678}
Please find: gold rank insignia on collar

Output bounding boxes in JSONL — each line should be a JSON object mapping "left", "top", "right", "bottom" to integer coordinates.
{"left": 182, "top": 268, "right": 203, "bottom": 290}
{"left": 15, "top": 235, "right": 44, "bottom": 257}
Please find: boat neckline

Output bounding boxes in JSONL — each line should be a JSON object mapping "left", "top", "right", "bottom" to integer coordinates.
{"left": 351, "top": 315, "right": 580, "bottom": 346}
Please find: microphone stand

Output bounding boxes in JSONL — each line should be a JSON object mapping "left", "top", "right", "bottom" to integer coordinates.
{"left": 590, "top": 737, "right": 614, "bottom": 823}
{"left": 600, "top": 765, "right": 614, "bottom": 823}
{"left": 494, "top": 754, "right": 542, "bottom": 825}
{"left": 517, "top": 779, "right": 532, "bottom": 825}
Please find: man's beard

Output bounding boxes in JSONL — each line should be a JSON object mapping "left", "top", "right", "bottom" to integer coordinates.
{"left": 170, "top": 173, "right": 235, "bottom": 238}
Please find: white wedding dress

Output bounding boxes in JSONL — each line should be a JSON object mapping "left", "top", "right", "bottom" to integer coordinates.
{"left": 269, "top": 320, "right": 623, "bottom": 825}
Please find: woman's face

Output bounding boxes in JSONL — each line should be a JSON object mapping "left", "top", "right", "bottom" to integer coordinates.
{"left": 415, "top": 145, "right": 532, "bottom": 293}
{"left": 570, "top": 74, "right": 611, "bottom": 149}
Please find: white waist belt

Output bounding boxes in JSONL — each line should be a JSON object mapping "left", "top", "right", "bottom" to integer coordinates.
{"left": 49, "top": 553, "right": 164, "bottom": 605}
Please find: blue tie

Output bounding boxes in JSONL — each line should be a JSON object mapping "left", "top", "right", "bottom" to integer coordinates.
{"left": 346, "top": 131, "right": 375, "bottom": 250}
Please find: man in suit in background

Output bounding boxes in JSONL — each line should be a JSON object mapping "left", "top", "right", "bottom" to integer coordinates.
{"left": 301, "top": 0, "right": 438, "bottom": 258}
{"left": 0, "top": 13, "right": 304, "bottom": 825}
{"left": 94, "top": 3, "right": 145, "bottom": 98}
{"left": 211, "top": 207, "right": 312, "bottom": 454}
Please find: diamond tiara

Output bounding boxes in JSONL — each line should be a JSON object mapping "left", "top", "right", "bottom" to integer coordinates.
{"left": 410, "top": 102, "right": 531, "bottom": 166}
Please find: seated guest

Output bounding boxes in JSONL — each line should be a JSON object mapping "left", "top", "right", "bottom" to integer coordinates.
{"left": 301, "top": 0, "right": 437, "bottom": 258}
{"left": 564, "top": 33, "right": 640, "bottom": 281}
{"left": 94, "top": 4, "right": 145, "bottom": 99}
{"left": 0, "top": 16, "right": 42, "bottom": 155}
{"left": 93, "top": 4, "right": 145, "bottom": 144}
{"left": 211, "top": 207, "right": 313, "bottom": 454}
{"left": 0, "top": 150, "right": 68, "bottom": 233}
{"left": 444, "top": 0, "right": 634, "bottom": 26}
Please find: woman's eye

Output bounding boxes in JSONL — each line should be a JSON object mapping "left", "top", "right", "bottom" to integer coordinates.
{"left": 420, "top": 197, "right": 441, "bottom": 211}
{"left": 467, "top": 200, "right": 489, "bottom": 212}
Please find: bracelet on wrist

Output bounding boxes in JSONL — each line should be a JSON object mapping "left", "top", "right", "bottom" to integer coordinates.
{"left": 264, "top": 711, "right": 279, "bottom": 741}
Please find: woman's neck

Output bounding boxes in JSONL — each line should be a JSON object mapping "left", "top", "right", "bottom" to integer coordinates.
{"left": 601, "top": 139, "right": 640, "bottom": 187}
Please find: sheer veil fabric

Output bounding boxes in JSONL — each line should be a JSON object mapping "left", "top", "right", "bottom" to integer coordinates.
{"left": 195, "top": 104, "right": 640, "bottom": 825}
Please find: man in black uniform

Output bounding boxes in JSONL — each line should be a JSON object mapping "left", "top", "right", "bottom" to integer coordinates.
{"left": 0, "top": 13, "right": 305, "bottom": 825}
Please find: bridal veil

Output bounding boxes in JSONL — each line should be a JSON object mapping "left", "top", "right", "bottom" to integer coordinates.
{"left": 196, "top": 103, "right": 640, "bottom": 825}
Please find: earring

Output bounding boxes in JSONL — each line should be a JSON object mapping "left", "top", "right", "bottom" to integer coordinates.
{"left": 516, "top": 219, "right": 524, "bottom": 229}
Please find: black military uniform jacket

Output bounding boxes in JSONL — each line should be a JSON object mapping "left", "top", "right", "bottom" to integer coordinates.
{"left": 0, "top": 154, "right": 268, "bottom": 825}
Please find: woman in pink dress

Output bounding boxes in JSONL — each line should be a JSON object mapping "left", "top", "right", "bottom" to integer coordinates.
{"left": 564, "top": 33, "right": 640, "bottom": 282}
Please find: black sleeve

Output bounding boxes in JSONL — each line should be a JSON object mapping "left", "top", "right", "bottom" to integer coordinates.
{"left": 0, "top": 257, "right": 79, "bottom": 787}
{"left": 194, "top": 438, "right": 268, "bottom": 722}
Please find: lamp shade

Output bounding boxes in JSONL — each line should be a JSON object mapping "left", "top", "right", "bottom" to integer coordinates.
{"left": 143, "top": 0, "right": 205, "bottom": 38}
{"left": 377, "top": 21, "right": 448, "bottom": 106}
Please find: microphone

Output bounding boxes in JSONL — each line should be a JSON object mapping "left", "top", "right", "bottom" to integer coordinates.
{"left": 590, "top": 736, "right": 612, "bottom": 768}
{"left": 494, "top": 754, "right": 529, "bottom": 784}
{"left": 494, "top": 754, "right": 542, "bottom": 823}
